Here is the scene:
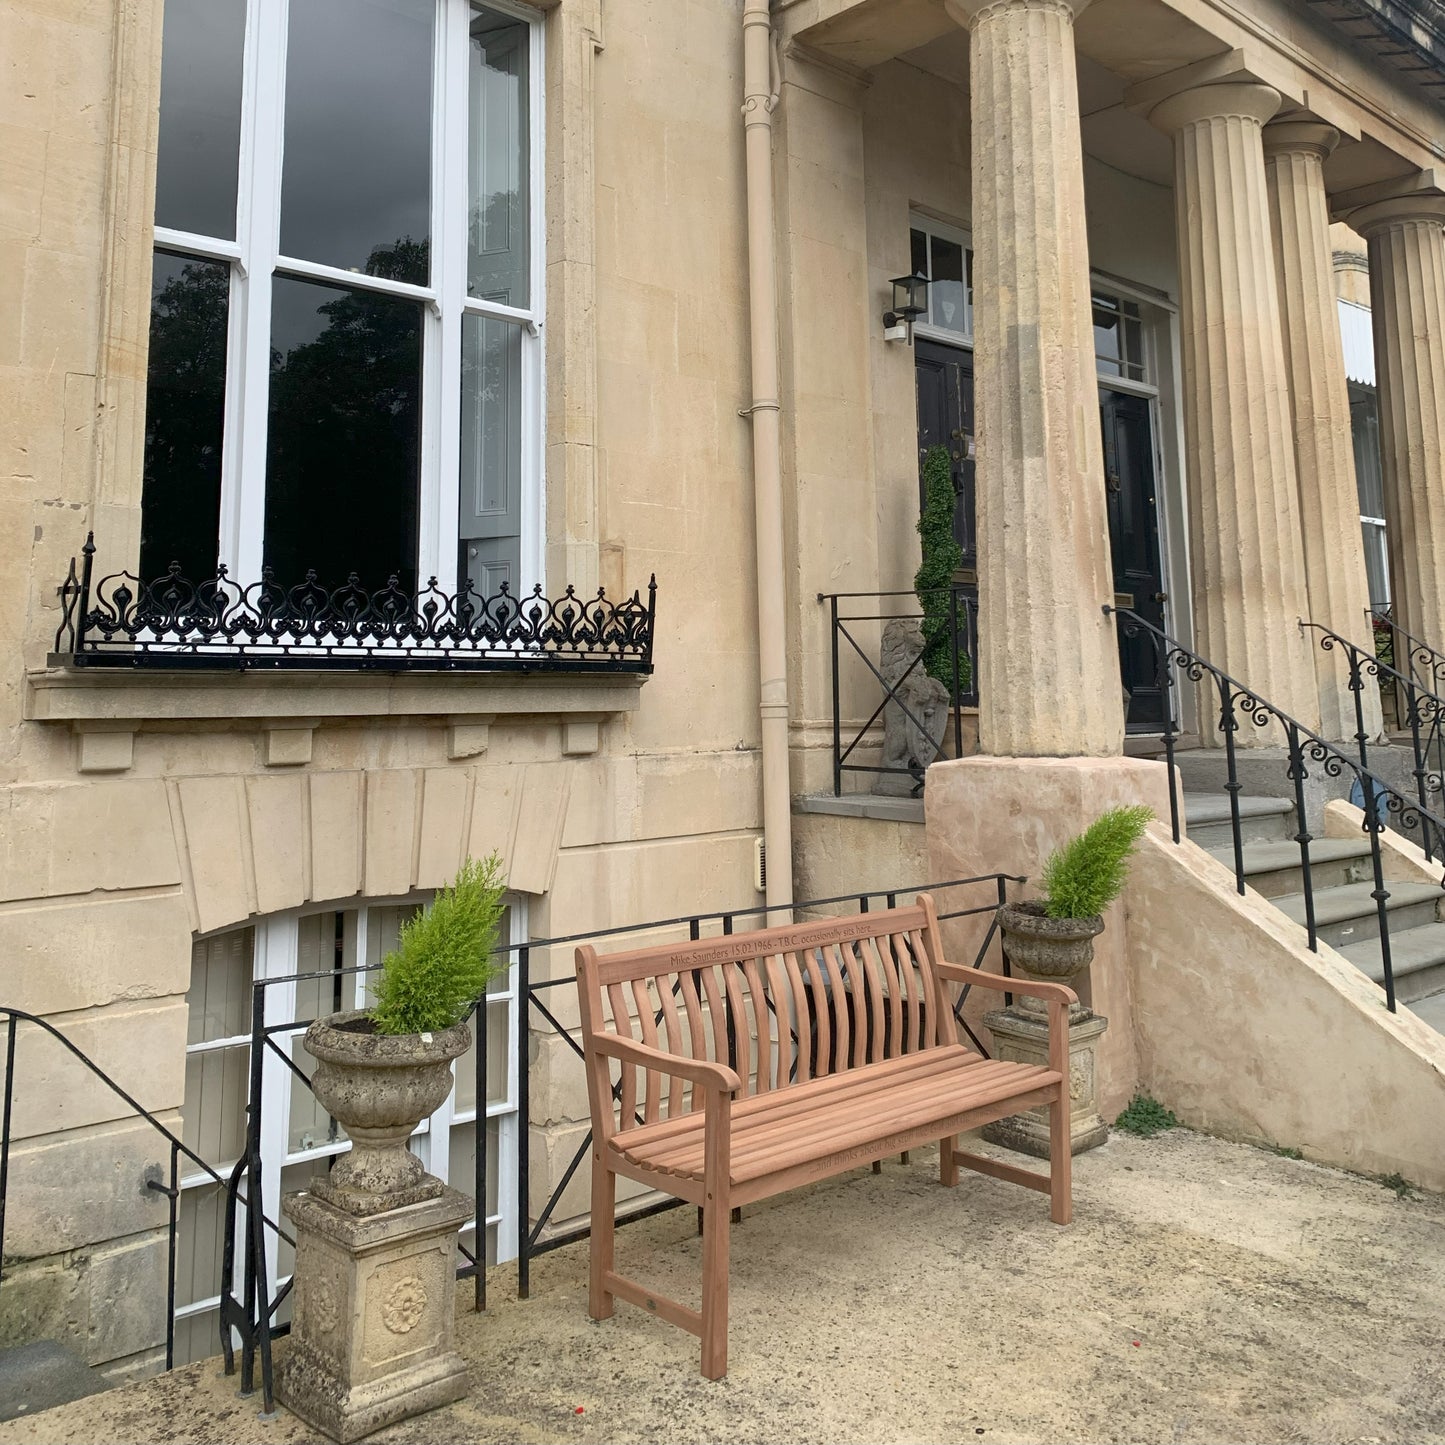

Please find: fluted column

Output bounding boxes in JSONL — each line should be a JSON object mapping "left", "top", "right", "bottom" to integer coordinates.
{"left": 945, "top": 0, "right": 1121, "bottom": 757}
{"left": 1149, "top": 84, "right": 1321, "bottom": 738}
{"left": 1350, "top": 195, "right": 1445, "bottom": 651}
{"left": 1263, "top": 120, "right": 1383, "bottom": 742}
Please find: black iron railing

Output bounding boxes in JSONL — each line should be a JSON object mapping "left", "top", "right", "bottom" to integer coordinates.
{"left": 818, "top": 586, "right": 978, "bottom": 796}
{"left": 1368, "top": 605, "right": 1445, "bottom": 723}
{"left": 0, "top": 1007, "right": 288, "bottom": 1376}
{"left": 1107, "top": 606, "right": 1445, "bottom": 1011}
{"left": 1303, "top": 619, "right": 1445, "bottom": 862}
{"left": 225, "top": 872, "right": 1022, "bottom": 1413}
{"left": 51, "top": 534, "right": 656, "bottom": 673}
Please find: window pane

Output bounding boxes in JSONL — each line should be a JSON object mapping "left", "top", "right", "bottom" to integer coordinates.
{"left": 264, "top": 277, "right": 423, "bottom": 590}
{"left": 910, "top": 228, "right": 928, "bottom": 280}
{"left": 450, "top": 1117, "right": 501, "bottom": 1263}
{"left": 186, "top": 930, "right": 254, "bottom": 1044}
{"left": 182, "top": 1046, "right": 250, "bottom": 1163}
{"left": 1093, "top": 294, "right": 1122, "bottom": 374}
{"left": 1362, "top": 522, "right": 1390, "bottom": 607}
{"left": 454, "top": 998, "right": 510, "bottom": 1114}
{"left": 459, "top": 315, "right": 524, "bottom": 595}
{"left": 176, "top": 1179, "right": 226, "bottom": 1317}
{"left": 155, "top": 0, "right": 246, "bottom": 239}
{"left": 469, "top": 6, "right": 530, "bottom": 306}
{"left": 930, "top": 236, "right": 967, "bottom": 334}
{"left": 280, "top": 0, "right": 434, "bottom": 284}
{"left": 142, "top": 251, "right": 229, "bottom": 581}
{"left": 289, "top": 914, "right": 349, "bottom": 1153}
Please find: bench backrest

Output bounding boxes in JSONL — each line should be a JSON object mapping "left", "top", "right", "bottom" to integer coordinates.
{"left": 575, "top": 895, "right": 959, "bottom": 1139}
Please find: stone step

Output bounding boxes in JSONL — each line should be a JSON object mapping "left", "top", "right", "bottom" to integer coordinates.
{"left": 1272, "top": 880, "right": 1444, "bottom": 950}
{"left": 1205, "top": 837, "right": 1376, "bottom": 900}
{"left": 0, "top": 1342, "right": 105, "bottom": 1425}
{"left": 1183, "top": 793, "right": 1295, "bottom": 850}
{"left": 1338, "top": 922, "right": 1445, "bottom": 1005}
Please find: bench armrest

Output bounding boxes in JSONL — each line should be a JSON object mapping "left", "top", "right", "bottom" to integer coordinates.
{"left": 935, "top": 960, "right": 1078, "bottom": 1008}
{"left": 591, "top": 1032, "right": 742, "bottom": 1095}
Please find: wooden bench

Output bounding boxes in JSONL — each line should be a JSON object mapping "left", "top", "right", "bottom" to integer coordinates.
{"left": 575, "top": 894, "right": 1075, "bottom": 1379}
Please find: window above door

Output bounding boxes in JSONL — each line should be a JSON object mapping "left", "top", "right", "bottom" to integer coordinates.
{"left": 909, "top": 216, "right": 974, "bottom": 344}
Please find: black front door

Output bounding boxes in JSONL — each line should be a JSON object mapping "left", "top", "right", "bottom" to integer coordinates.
{"left": 912, "top": 348, "right": 1171, "bottom": 731}
{"left": 1100, "top": 388, "right": 1169, "bottom": 730}
{"left": 914, "top": 338, "right": 976, "bottom": 569}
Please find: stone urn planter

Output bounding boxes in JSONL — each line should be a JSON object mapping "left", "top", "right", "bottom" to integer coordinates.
{"left": 276, "top": 857, "right": 508, "bottom": 1444}
{"left": 983, "top": 807, "right": 1154, "bottom": 1162}
{"left": 996, "top": 900, "right": 1103, "bottom": 1020}
{"left": 304, "top": 1010, "right": 470, "bottom": 1217}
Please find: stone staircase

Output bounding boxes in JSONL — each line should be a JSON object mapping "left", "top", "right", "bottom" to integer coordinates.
{"left": 1184, "top": 793, "right": 1445, "bottom": 1032}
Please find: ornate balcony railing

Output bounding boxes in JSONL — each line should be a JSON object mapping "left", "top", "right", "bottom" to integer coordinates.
{"left": 51, "top": 534, "right": 656, "bottom": 674}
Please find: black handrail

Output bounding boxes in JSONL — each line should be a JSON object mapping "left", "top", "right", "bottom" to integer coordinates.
{"left": 1107, "top": 605, "right": 1445, "bottom": 1012}
{"left": 0, "top": 1007, "right": 287, "bottom": 1375}
{"left": 1303, "top": 619, "right": 1445, "bottom": 862}
{"left": 229, "top": 870, "right": 1024, "bottom": 1412}
{"left": 818, "top": 586, "right": 978, "bottom": 796}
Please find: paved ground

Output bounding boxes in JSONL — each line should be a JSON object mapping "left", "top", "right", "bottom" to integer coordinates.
{"left": 4, "top": 1129, "right": 1444, "bottom": 1445}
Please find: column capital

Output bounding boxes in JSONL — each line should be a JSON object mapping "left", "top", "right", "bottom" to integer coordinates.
{"left": 945, "top": 0, "right": 1092, "bottom": 31}
{"left": 1262, "top": 119, "right": 1340, "bottom": 161}
{"left": 1149, "top": 81, "right": 1281, "bottom": 136}
{"left": 1349, "top": 193, "right": 1445, "bottom": 236}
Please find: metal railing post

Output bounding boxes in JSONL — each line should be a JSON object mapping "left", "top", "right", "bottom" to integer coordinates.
{"left": 515, "top": 944, "right": 531, "bottom": 1301}
{"left": 829, "top": 593, "right": 842, "bottom": 796}
{"left": 0, "top": 1014, "right": 14, "bottom": 1285}
{"left": 474, "top": 988, "right": 488, "bottom": 1313}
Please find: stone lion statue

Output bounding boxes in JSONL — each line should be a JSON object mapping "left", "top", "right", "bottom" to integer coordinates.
{"left": 876, "top": 617, "right": 951, "bottom": 796}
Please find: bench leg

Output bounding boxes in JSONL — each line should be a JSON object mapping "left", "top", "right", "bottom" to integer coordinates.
{"left": 589, "top": 1151, "right": 616, "bottom": 1321}
{"left": 940, "top": 1132, "right": 958, "bottom": 1188}
{"left": 699, "top": 1196, "right": 730, "bottom": 1380}
{"left": 1049, "top": 1093, "right": 1072, "bottom": 1225}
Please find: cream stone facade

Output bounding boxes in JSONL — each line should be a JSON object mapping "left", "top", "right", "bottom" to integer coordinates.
{"left": 3, "top": 0, "right": 1445, "bottom": 1385}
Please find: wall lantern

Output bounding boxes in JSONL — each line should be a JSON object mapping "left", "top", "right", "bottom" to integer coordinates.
{"left": 883, "top": 271, "right": 929, "bottom": 342}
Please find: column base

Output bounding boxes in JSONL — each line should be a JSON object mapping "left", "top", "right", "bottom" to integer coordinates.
{"left": 980, "top": 1007, "right": 1109, "bottom": 1158}
{"left": 275, "top": 1187, "right": 472, "bottom": 1444}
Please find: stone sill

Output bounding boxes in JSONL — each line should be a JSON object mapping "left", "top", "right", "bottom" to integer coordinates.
{"left": 794, "top": 792, "right": 925, "bottom": 824}
{"left": 24, "top": 667, "right": 648, "bottom": 771}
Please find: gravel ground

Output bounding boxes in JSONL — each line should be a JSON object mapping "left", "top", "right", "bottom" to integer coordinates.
{"left": 3, "top": 1128, "right": 1443, "bottom": 1445}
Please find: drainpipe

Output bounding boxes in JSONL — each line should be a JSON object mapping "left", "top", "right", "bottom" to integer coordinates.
{"left": 741, "top": 0, "right": 794, "bottom": 918}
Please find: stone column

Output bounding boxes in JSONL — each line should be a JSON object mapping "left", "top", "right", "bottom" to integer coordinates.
{"left": 1262, "top": 121, "right": 1383, "bottom": 742}
{"left": 1150, "top": 84, "right": 1321, "bottom": 738}
{"left": 945, "top": 0, "right": 1122, "bottom": 758}
{"left": 1349, "top": 195, "right": 1445, "bottom": 650}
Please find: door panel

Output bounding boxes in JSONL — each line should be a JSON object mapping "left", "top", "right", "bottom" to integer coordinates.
{"left": 914, "top": 339, "right": 975, "bottom": 569}
{"left": 1101, "top": 388, "right": 1169, "bottom": 730}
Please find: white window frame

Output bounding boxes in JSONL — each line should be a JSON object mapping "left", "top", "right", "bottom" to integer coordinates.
{"left": 151, "top": 0, "right": 546, "bottom": 595}
{"left": 909, "top": 213, "right": 974, "bottom": 348}
{"left": 175, "top": 894, "right": 525, "bottom": 1355}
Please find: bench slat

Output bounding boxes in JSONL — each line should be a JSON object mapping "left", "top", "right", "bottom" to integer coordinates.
{"left": 615, "top": 1057, "right": 1060, "bottom": 1186}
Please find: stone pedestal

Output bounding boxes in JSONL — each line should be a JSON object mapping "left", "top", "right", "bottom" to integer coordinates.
{"left": 982, "top": 1007, "right": 1109, "bottom": 1157}
{"left": 945, "top": 0, "right": 1122, "bottom": 758}
{"left": 1351, "top": 194, "right": 1445, "bottom": 650}
{"left": 274, "top": 1187, "right": 472, "bottom": 1444}
{"left": 1149, "top": 83, "right": 1320, "bottom": 739}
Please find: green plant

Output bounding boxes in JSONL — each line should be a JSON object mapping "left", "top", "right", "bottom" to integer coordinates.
{"left": 1378, "top": 1171, "right": 1416, "bottom": 1199}
{"left": 914, "top": 444, "right": 970, "bottom": 696}
{"left": 1271, "top": 1145, "right": 1304, "bottom": 1160}
{"left": 1114, "top": 1093, "right": 1178, "bottom": 1137}
{"left": 1040, "top": 805, "right": 1154, "bottom": 920}
{"left": 370, "top": 854, "right": 508, "bottom": 1035}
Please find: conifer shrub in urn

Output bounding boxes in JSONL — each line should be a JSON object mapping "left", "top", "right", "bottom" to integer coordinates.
{"left": 304, "top": 854, "right": 508, "bottom": 1216}
{"left": 998, "top": 806, "right": 1152, "bottom": 1018}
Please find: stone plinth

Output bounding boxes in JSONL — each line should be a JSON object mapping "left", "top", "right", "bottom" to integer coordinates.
{"left": 274, "top": 1188, "right": 472, "bottom": 1444}
{"left": 945, "top": 0, "right": 1122, "bottom": 757}
{"left": 924, "top": 755, "right": 1175, "bottom": 1121}
{"left": 981, "top": 1007, "right": 1109, "bottom": 1157}
{"left": 1351, "top": 194, "right": 1445, "bottom": 650}
{"left": 1149, "top": 83, "right": 1320, "bottom": 739}
{"left": 1263, "top": 120, "right": 1383, "bottom": 743}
